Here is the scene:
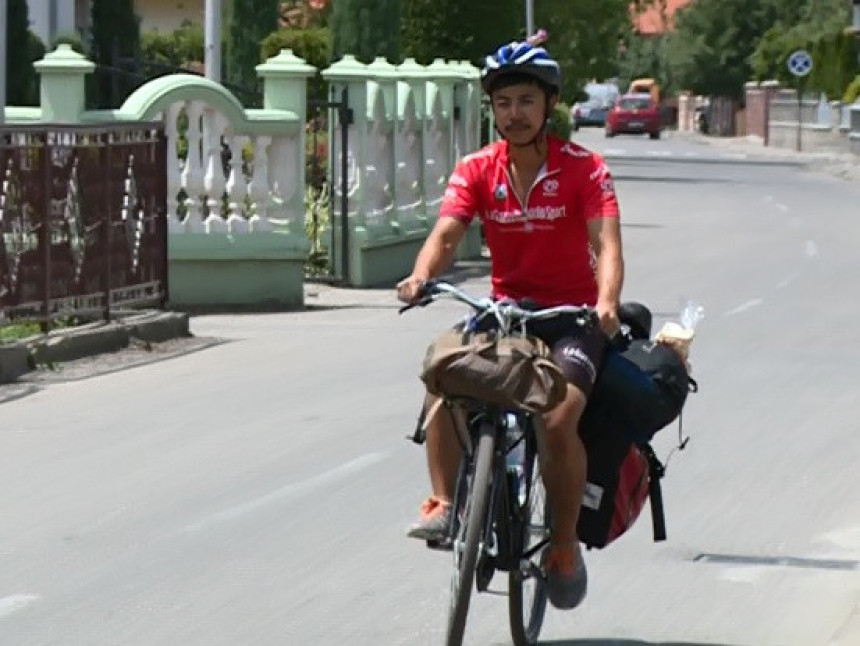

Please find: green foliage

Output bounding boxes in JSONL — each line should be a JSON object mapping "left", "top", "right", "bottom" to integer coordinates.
{"left": 261, "top": 28, "right": 331, "bottom": 100}
{"left": 666, "top": 0, "right": 854, "bottom": 100}
{"left": 90, "top": 0, "right": 141, "bottom": 107}
{"left": 51, "top": 31, "right": 87, "bottom": 54}
{"left": 401, "top": 0, "right": 520, "bottom": 66}
{"left": 665, "top": 0, "right": 775, "bottom": 99}
{"left": 226, "top": 0, "right": 280, "bottom": 88}
{"left": 617, "top": 34, "right": 675, "bottom": 97}
{"left": 549, "top": 101, "right": 572, "bottom": 141}
{"left": 751, "top": 18, "right": 858, "bottom": 100}
{"left": 6, "top": 0, "right": 44, "bottom": 106}
{"left": 535, "top": 0, "right": 633, "bottom": 103}
{"left": 845, "top": 77, "right": 860, "bottom": 104}
{"left": 331, "top": 0, "right": 402, "bottom": 63}
{"left": 140, "top": 21, "right": 205, "bottom": 67}
{"left": 0, "top": 322, "right": 42, "bottom": 345}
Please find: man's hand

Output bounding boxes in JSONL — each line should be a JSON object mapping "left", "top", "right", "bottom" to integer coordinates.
{"left": 396, "top": 274, "right": 427, "bottom": 303}
{"left": 596, "top": 300, "right": 621, "bottom": 338}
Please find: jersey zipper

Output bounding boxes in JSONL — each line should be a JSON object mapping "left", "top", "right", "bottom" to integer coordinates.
{"left": 503, "top": 166, "right": 561, "bottom": 210}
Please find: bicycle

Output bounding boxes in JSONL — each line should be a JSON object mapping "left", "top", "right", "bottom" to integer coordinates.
{"left": 401, "top": 280, "right": 597, "bottom": 646}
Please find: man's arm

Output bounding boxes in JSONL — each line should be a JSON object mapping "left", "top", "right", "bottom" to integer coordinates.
{"left": 397, "top": 217, "right": 469, "bottom": 301}
{"left": 587, "top": 217, "right": 624, "bottom": 334}
{"left": 413, "top": 217, "right": 469, "bottom": 279}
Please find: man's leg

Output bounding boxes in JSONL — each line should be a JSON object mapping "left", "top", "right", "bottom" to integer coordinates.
{"left": 407, "top": 395, "right": 462, "bottom": 539}
{"left": 426, "top": 396, "right": 462, "bottom": 503}
{"left": 540, "top": 384, "right": 588, "bottom": 546}
{"left": 538, "top": 329, "right": 605, "bottom": 609}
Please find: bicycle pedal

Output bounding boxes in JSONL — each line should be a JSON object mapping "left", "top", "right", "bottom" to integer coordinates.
{"left": 426, "top": 538, "right": 453, "bottom": 552}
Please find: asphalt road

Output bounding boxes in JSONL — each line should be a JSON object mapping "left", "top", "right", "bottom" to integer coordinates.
{"left": 2, "top": 132, "right": 859, "bottom": 646}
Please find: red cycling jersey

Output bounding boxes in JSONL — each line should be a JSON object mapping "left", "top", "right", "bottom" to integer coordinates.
{"left": 439, "top": 135, "right": 620, "bottom": 307}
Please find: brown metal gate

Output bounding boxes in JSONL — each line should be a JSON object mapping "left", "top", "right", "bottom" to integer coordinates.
{"left": 0, "top": 123, "right": 168, "bottom": 330}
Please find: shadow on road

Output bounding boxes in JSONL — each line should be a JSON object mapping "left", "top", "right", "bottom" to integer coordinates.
{"left": 539, "top": 640, "right": 741, "bottom": 646}
{"left": 615, "top": 175, "right": 735, "bottom": 184}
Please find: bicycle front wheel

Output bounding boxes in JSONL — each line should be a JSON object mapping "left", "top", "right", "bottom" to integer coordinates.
{"left": 446, "top": 420, "right": 496, "bottom": 646}
{"left": 508, "top": 440, "right": 549, "bottom": 645}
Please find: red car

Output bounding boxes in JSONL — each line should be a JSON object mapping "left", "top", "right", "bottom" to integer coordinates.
{"left": 605, "top": 93, "right": 662, "bottom": 139}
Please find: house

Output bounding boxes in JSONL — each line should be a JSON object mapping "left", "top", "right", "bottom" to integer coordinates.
{"left": 26, "top": 0, "right": 205, "bottom": 47}
{"left": 27, "top": 0, "right": 89, "bottom": 45}
{"left": 25, "top": 1, "right": 327, "bottom": 47}
{"left": 632, "top": 0, "right": 692, "bottom": 36}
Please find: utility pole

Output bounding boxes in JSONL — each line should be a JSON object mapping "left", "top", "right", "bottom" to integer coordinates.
{"left": 0, "top": 0, "right": 7, "bottom": 125}
{"left": 526, "top": 0, "right": 534, "bottom": 38}
{"left": 205, "top": 0, "right": 222, "bottom": 82}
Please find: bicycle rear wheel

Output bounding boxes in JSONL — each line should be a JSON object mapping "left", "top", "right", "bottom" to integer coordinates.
{"left": 446, "top": 420, "right": 496, "bottom": 646}
{"left": 508, "top": 440, "right": 549, "bottom": 646}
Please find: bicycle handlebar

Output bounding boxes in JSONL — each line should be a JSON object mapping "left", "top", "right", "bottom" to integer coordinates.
{"left": 399, "top": 279, "right": 597, "bottom": 334}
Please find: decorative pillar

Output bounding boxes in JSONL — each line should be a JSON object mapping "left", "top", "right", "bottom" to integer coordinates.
{"left": 255, "top": 49, "right": 316, "bottom": 236}
{"left": 321, "top": 55, "right": 372, "bottom": 284}
{"left": 33, "top": 44, "right": 95, "bottom": 123}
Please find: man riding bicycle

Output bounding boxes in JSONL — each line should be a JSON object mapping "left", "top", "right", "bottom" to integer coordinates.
{"left": 397, "top": 37, "right": 624, "bottom": 611}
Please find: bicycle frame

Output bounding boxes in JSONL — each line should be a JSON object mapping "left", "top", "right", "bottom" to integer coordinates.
{"left": 444, "top": 402, "right": 546, "bottom": 575}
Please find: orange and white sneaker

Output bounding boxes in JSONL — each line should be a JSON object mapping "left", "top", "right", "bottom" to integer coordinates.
{"left": 544, "top": 541, "right": 588, "bottom": 610}
{"left": 406, "top": 496, "right": 453, "bottom": 541}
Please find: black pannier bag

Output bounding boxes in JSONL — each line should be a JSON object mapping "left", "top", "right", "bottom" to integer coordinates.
{"left": 585, "top": 338, "right": 693, "bottom": 443}
{"left": 576, "top": 303, "right": 698, "bottom": 549}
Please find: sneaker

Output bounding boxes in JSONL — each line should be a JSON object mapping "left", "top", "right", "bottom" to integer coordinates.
{"left": 544, "top": 541, "right": 587, "bottom": 610}
{"left": 406, "top": 497, "right": 453, "bottom": 541}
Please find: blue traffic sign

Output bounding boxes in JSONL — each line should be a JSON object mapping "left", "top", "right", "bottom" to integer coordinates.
{"left": 787, "top": 50, "right": 813, "bottom": 77}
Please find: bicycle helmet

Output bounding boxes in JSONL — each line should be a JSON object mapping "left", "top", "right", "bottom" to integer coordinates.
{"left": 481, "top": 39, "right": 562, "bottom": 96}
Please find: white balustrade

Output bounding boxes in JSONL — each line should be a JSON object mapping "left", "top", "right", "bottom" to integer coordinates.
{"left": 203, "top": 109, "right": 228, "bottom": 233}
{"left": 248, "top": 136, "right": 273, "bottom": 232}
{"left": 179, "top": 101, "right": 206, "bottom": 233}
{"left": 225, "top": 134, "right": 250, "bottom": 234}
{"left": 164, "top": 103, "right": 183, "bottom": 232}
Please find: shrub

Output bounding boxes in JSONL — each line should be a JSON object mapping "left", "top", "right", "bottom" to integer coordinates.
{"left": 7, "top": 0, "right": 44, "bottom": 106}
{"left": 844, "top": 76, "right": 860, "bottom": 105}
{"left": 549, "top": 101, "right": 573, "bottom": 141}
{"left": 140, "top": 21, "right": 204, "bottom": 68}
{"left": 51, "top": 31, "right": 86, "bottom": 54}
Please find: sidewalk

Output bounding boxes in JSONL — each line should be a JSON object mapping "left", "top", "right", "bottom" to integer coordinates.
{"left": 675, "top": 130, "right": 860, "bottom": 182}
{"left": 0, "top": 310, "right": 196, "bottom": 387}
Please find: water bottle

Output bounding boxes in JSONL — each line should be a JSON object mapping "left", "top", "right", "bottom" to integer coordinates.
{"left": 505, "top": 413, "right": 526, "bottom": 505}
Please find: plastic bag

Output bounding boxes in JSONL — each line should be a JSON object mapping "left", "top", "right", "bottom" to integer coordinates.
{"left": 655, "top": 299, "right": 704, "bottom": 369}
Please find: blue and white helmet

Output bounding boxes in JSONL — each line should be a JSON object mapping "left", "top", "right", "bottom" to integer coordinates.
{"left": 481, "top": 40, "right": 562, "bottom": 95}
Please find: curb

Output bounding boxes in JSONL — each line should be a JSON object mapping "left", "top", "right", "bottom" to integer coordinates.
{"left": 0, "top": 311, "right": 191, "bottom": 384}
{"left": 603, "top": 153, "right": 807, "bottom": 168}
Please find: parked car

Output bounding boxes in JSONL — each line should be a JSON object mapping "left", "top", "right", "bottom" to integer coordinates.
{"left": 571, "top": 82, "right": 619, "bottom": 130}
{"left": 605, "top": 93, "right": 662, "bottom": 139}
{"left": 571, "top": 99, "right": 609, "bottom": 129}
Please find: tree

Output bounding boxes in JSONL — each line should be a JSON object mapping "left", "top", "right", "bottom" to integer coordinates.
{"left": 331, "top": 0, "right": 402, "bottom": 63}
{"left": 664, "top": 0, "right": 851, "bottom": 100}
{"left": 90, "top": 0, "right": 141, "bottom": 107}
{"left": 401, "top": 0, "right": 521, "bottom": 66}
{"left": 226, "top": 0, "right": 280, "bottom": 89}
{"left": 533, "top": 0, "right": 635, "bottom": 104}
{"left": 750, "top": 0, "right": 855, "bottom": 98}
{"left": 6, "top": 0, "right": 44, "bottom": 106}
{"left": 617, "top": 34, "right": 675, "bottom": 97}
{"left": 402, "top": 0, "right": 639, "bottom": 103}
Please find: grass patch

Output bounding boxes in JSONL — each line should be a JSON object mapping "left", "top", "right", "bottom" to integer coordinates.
{"left": 0, "top": 322, "right": 42, "bottom": 345}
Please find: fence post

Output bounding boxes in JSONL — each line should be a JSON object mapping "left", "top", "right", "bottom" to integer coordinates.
{"left": 256, "top": 49, "right": 316, "bottom": 234}
{"left": 33, "top": 45, "right": 95, "bottom": 123}
{"left": 424, "top": 59, "right": 461, "bottom": 173}
{"left": 322, "top": 55, "right": 371, "bottom": 285}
